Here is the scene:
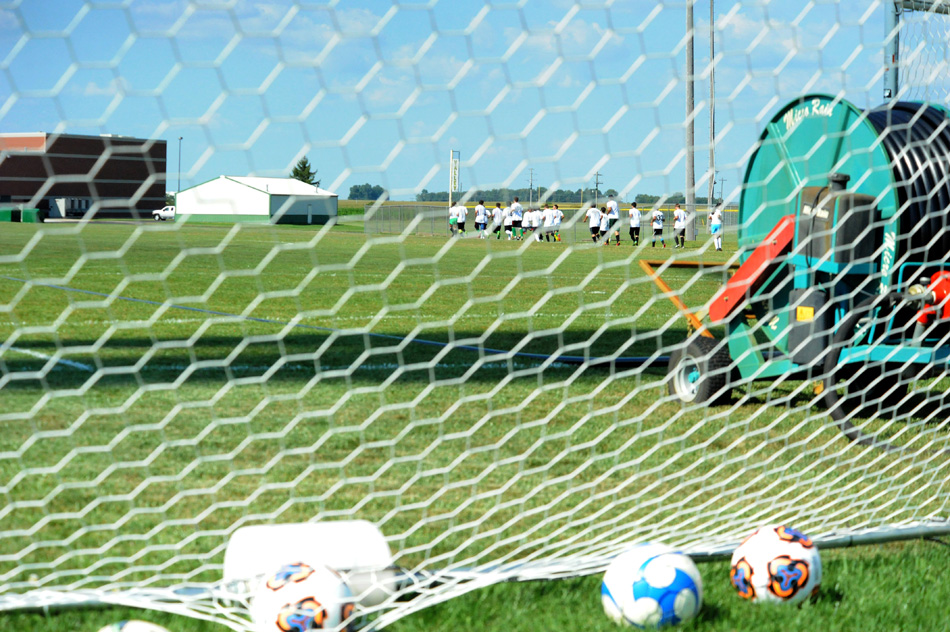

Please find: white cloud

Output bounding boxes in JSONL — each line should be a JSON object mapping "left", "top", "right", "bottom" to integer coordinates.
{"left": 83, "top": 78, "right": 129, "bottom": 97}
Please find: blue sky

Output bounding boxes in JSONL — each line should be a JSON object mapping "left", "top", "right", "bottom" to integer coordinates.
{"left": 0, "top": 1, "right": 909, "bottom": 202}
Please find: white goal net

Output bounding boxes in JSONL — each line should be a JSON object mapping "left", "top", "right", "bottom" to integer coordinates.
{"left": 2, "top": 1, "right": 950, "bottom": 630}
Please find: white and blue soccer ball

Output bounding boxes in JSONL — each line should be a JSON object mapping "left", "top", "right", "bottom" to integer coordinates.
{"left": 729, "top": 525, "right": 821, "bottom": 605}
{"left": 250, "top": 560, "right": 355, "bottom": 632}
{"left": 601, "top": 542, "right": 703, "bottom": 628}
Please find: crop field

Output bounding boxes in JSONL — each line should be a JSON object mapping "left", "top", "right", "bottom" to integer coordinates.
{"left": 1, "top": 221, "right": 949, "bottom": 631}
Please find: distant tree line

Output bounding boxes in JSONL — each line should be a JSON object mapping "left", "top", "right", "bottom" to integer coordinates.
{"left": 414, "top": 188, "right": 721, "bottom": 205}
{"left": 416, "top": 187, "right": 620, "bottom": 204}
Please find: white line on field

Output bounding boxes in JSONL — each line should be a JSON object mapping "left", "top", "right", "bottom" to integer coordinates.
{"left": 5, "top": 347, "right": 95, "bottom": 372}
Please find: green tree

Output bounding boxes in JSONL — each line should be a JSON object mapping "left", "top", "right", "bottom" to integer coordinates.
{"left": 289, "top": 157, "right": 319, "bottom": 186}
{"left": 349, "top": 183, "right": 385, "bottom": 200}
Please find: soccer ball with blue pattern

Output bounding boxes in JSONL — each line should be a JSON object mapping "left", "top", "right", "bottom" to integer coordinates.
{"left": 250, "top": 561, "right": 355, "bottom": 631}
{"left": 729, "top": 525, "right": 821, "bottom": 605}
{"left": 601, "top": 543, "right": 703, "bottom": 628}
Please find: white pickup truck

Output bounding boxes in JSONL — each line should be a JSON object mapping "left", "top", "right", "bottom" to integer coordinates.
{"left": 152, "top": 205, "right": 176, "bottom": 221}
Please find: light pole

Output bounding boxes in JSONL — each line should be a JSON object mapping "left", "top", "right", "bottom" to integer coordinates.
{"left": 177, "top": 136, "right": 182, "bottom": 204}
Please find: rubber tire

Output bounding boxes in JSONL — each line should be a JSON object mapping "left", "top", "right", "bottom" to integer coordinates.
{"left": 833, "top": 362, "right": 910, "bottom": 419}
{"left": 668, "top": 336, "right": 733, "bottom": 406}
{"left": 153, "top": 215, "right": 161, "bottom": 221}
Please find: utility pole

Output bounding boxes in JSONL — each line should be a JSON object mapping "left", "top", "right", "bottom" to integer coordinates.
{"left": 884, "top": 0, "right": 898, "bottom": 99}
{"left": 529, "top": 168, "right": 534, "bottom": 208}
{"left": 593, "top": 171, "right": 602, "bottom": 208}
{"left": 177, "top": 136, "right": 182, "bottom": 205}
{"left": 685, "top": 0, "right": 696, "bottom": 241}
{"left": 708, "top": 0, "right": 716, "bottom": 218}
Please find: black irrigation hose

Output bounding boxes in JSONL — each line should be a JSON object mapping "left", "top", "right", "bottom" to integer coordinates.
{"left": 822, "top": 292, "right": 903, "bottom": 452}
{"left": 820, "top": 103, "right": 950, "bottom": 450}
{"left": 866, "top": 102, "right": 950, "bottom": 263}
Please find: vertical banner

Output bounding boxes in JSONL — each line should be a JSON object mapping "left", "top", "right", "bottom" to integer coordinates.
{"left": 449, "top": 150, "right": 460, "bottom": 206}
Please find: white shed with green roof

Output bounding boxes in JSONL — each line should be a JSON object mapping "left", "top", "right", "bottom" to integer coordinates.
{"left": 176, "top": 176, "right": 338, "bottom": 224}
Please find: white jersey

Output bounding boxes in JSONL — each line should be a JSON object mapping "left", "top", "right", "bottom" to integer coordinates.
{"left": 554, "top": 208, "right": 564, "bottom": 225}
{"left": 474, "top": 204, "right": 488, "bottom": 223}
{"left": 652, "top": 210, "right": 664, "bottom": 230}
{"left": 532, "top": 209, "right": 543, "bottom": 227}
{"left": 708, "top": 207, "right": 722, "bottom": 226}
{"left": 599, "top": 213, "right": 610, "bottom": 231}
{"left": 502, "top": 206, "right": 513, "bottom": 226}
{"left": 629, "top": 207, "right": 641, "bottom": 227}
{"left": 510, "top": 202, "right": 523, "bottom": 221}
{"left": 673, "top": 208, "right": 686, "bottom": 229}
{"left": 606, "top": 199, "right": 619, "bottom": 219}
{"left": 542, "top": 208, "right": 556, "bottom": 227}
{"left": 585, "top": 207, "right": 602, "bottom": 228}
{"left": 492, "top": 206, "right": 503, "bottom": 224}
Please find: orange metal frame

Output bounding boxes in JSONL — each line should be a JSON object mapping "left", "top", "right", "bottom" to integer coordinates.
{"left": 638, "top": 259, "right": 740, "bottom": 338}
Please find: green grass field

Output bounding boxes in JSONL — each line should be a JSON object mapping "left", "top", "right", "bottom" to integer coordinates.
{"left": 1, "top": 220, "right": 949, "bottom": 631}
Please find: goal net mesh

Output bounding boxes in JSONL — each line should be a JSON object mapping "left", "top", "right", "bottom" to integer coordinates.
{"left": 898, "top": 2, "right": 950, "bottom": 103}
{"left": 1, "top": 2, "right": 950, "bottom": 630}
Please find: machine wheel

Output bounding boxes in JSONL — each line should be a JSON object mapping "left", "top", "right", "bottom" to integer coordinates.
{"left": 829, "top": 362, "right": 911, "bottom": 419}
{"left": 668, "top": 336, "right": 733, "bottom": 405}
{"left": 153, "top": 215, "right": 161, "bottom": 221}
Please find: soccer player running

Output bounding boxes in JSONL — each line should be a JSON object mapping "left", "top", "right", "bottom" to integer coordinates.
{"left": 455, "top": 201, "right": 468, "bottom": 237}
{"left": 448, "top": 204, "right": 458, "bottom": 237}
{"left": 585, "top": 204, "right": 603, "bottom": 243}
{"left": 491, "top": 202, "right": 503, "bottom": 239}
{"left": 651, "top": 206, "right": 666, "bottom": 248}
{"left": 628, "top": 202, "right": 641, "bottom": 246}
{"left": 510, "top": 196, "right": 524, "bottom": 240}
{"left": 541, "top": 203, "right": 556, "bottom": 242}
{"left": 708, "top": 203, "right": 724, "bottom": 251}
{"left": 502, "top": 202, "right": 514, "bottom": 240}
{"left": 553, "top": 204, "right": 564, "bottom": 241}
{"left": 672, "top": 203, "right": 687, "bottom": 248}
{"left": 474, "top": 200, "right": 488, "bottom": 238}
{"left": 606, "top": 194, "right": 621, "bottom": 245}
{"left": 529, "top": 206, "right": 542, "bottom": 241}
{"left": 598, "top": 207, "right": 610, "bottom": 245}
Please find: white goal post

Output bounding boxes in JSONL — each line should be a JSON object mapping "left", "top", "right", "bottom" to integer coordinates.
{"left": 3, "top": 2, "right": 950, "bottom": 631}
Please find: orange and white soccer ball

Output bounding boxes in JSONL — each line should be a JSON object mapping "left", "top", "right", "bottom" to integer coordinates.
{"left": 729, "top": 525, "right": 821, "bottom": 605}
{"left": 250, "top": 561, "right": 355, "bottom": 631}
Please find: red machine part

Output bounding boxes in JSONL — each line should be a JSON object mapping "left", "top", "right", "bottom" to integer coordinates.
{"left": 916, "top": 271, "right": 950, "bottom": 325}
{"left": 708, "top": 214, "right": 797, "bottom": 324}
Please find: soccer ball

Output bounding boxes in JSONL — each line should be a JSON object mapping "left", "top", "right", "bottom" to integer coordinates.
{"left": 250, "top": 561, "right": 355, "bottom": 632}
{"left": 729, "top": 525, "right": 821, "bottom": 605}
{"left": 601, "top": 542, "right": 703, "bottom": 628}
{"left": 96, "top": 622, "right": 170, "bottom": 632}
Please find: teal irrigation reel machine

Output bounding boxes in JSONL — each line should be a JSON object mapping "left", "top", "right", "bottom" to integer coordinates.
{"left": 666, "top": 94, "right": 950, "bottom": 450}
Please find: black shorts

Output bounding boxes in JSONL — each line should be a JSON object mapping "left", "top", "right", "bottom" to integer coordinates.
{"left": 590, "top": 226, "right": 600, "bottom": 236}
{"left": 630, "top": 226, "right": 640, "bottom": 237}
{"left": 493, "top": 224, "right": 502, "bottom": 233}
{"left": 675, "top": 227, "right": 685, "bottom": 238}
{"left": 457, "top": 222, "right": 466, "bottom": 231}
{"left": 512, "top": 220, "right": 522, "bottom": 228}
{"left": 653, "top": 227, "right": 663, "bottom": 237}
{"left": 475, "top": 222, "right": 486, "bottom": 231}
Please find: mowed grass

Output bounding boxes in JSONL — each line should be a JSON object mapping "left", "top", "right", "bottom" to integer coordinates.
{"left": 1, "top": 221, "right": 949, "bottom": 631}
{"left": 5, "top": 539, "right": 950, "bottom": 631}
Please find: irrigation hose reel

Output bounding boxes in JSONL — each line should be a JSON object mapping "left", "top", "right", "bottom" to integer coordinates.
{"left": 668, "top": 94, "right": 950, "bottom": 447}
